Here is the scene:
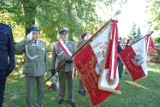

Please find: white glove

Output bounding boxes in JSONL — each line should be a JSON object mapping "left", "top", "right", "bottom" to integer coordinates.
{"left": 26, "top": 31, "right": 33, "bottom": 40}
{"left": 44, "top": 72, "right": 47, "bottom": 76}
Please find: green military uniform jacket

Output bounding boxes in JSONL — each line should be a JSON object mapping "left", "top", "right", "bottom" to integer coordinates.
{"left": 15, "top": 38, "right": 48, "bottom": 76}
{"left": 52, "top": 41, "right": 77, "bottom": 72}
{"left": 78, "top": 40, "right": 87, "bottom": 48}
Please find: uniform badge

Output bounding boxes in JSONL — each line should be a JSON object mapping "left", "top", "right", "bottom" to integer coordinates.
{"left": 32, "top": 43, "right": 36, "bottom": 47}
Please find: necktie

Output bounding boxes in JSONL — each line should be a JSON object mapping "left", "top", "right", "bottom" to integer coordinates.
{"left": 34, "top": 41, "right": 38, "bottom": 48}
{"left": 63, "top": 41, "right": 66, "bottom": 44}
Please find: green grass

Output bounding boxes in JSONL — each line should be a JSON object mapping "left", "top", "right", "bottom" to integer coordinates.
{"left": 3, "top": 62, "right": 160, "bottom": 107}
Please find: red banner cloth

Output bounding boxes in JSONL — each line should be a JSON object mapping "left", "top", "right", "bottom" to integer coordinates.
{"left": 119, "top": 37, "right": 147, "bottom": 81}
{"left": 74, "top": 45, "right": 112, "bottom": 106}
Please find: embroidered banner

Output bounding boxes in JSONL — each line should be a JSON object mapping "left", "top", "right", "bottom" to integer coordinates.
{"left": 74, "top": 20, "right": 120, "bottom": 106}
{"left": 119, "top": 37, "right": 147, "bottom": 81}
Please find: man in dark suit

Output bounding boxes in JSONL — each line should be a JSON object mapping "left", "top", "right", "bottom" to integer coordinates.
{"left": 118, "top": 37, "right": 124, "bottom": 78}
{"left": 0, "top": 23, "right": 15, "bottom": 107}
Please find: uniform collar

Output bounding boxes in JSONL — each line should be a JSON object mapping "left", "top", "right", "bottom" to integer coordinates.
{"left": 61, "top": 40, "right": 68, "bottom": 44}
{"left": 32, "top": 40, "right": 39, "bottom": 45}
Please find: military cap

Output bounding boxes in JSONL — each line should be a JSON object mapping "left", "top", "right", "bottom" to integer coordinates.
{"left": 27, "top": 25, "right": 40, "bottom": 34}
{"left": 59, "top": 28, "right": 68, "bottom": 35}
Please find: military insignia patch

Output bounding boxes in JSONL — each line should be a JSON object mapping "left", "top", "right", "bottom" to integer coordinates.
{"left": 67, "top": 44, "right": 72, "bottom": 48}
{"left": 32, "top": 43, "right": 36, "bottom": 47}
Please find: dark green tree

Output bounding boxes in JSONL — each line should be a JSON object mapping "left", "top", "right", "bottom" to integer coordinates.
{"left": 129, "top": 23, "right": 136, "bottom": 40}
{"left": 128, "top": 23, "right": 142, "bottom": 40}
{"left": 136, "top": 27, "right": 142, "bottom": 39}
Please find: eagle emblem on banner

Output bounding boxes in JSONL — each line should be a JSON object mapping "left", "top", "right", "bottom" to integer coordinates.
{"left": 132, "top": 54, "right": 143, "bottom": 66}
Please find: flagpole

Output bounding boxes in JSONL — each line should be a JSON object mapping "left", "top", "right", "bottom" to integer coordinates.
{"left": 131, "top": 22, "right": 155, "bottom": 46}
{"left": 130, "top": 31, "right": 153, "bottom": 46}
{"left": 44, "top": 10, "right": 121, "bottom": 83}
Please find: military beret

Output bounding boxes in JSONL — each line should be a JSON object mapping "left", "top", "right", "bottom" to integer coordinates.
{"left": 27, "top": 25, "right": 40, "bottom": 34}
{"left": 59, "top": 28, "right": 68, "bottom": 35}
{"left": 81, "top": 32, "right": 87, "bottom": 39}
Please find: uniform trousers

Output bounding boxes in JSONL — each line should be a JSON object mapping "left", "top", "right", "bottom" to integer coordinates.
{"left": 58, "top": 71, "right": 74, "bottom": 102}
{"left": 118, "top": 59, "right": 124, "bottom": 77}
{"left": 0, "top": 69, "right": 7, "bottom": 107}
{"left": 26, "top": 76, "right": 44, "bottom": 107}
{"left": 79, "top": 79, "right": 85, "bottom": 92}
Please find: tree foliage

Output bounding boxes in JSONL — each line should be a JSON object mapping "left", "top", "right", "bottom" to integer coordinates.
{"left": 146, "top": 0, "right": 160, "bottom": 43}
{"left": 0, "top": 0, "right": 127, "bottom": 42}
{"left": 129, "top": 23, "right": 142, "bottom": 40}
{"left": 36, "top": 0, "right": 101, "bottom": 41}
{"left": 147, "top": 0, "right": 160, "bottom": 31}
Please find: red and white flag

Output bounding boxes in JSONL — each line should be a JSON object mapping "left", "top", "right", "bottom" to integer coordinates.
{"left": 146, "top": 34, "right": 158, "bottom": 61}
{"left": 74, "top": 20, "right": 120, "bottom": 106}
{"left": 119, "top": 37, "right": 147, "bottom": 81}
{"left": 98, "top": 20, "right": 121, "bottom": 94}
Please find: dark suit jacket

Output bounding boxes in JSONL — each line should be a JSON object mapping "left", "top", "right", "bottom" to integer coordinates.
{"left": 0, "top": 23, "right": 15, "bottom": 70}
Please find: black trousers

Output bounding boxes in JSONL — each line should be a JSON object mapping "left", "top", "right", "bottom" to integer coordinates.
{"left": 118, "top": 59, "right": 123, "bottom": 77}
{"left": 0, "top": 69, "right": 7, "bottom": 107}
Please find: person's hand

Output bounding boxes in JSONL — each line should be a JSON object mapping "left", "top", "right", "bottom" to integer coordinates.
{"left": 65, "top": 58, "right": 73, "bottom": 63}
{"left": 26, "top": 31, "right": 33, "bottom": 40}
{"left": 51, "top": 69, "right": 56, "bottom": 75}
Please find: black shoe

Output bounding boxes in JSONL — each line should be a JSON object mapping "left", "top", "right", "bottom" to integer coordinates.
{"left": 58, "top": 99, "right": 63, "bottom": 104}
{"left": 70, "top": 102, "right": 76, "bottom": 107}
{"left": 79, "top": 91, "right": 85, "bottom": 96}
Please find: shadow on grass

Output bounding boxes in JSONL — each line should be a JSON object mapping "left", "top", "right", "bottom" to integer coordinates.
{"left": 3, "top": 62, "right": 160, "bottom": 107}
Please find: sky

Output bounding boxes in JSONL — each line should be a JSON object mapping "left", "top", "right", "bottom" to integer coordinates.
{"left": 96, "top": 0, "right": 150, "bottom": 38}
{"left": 118, "top": 0, "right": 148, "bottom": 38}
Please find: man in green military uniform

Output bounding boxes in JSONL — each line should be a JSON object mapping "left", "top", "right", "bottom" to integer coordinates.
{"left": 15, "top": 26, "right": 48, "bottom": 107}
{"left": 51, "top": 28, "right": 77, "bottom": 107}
